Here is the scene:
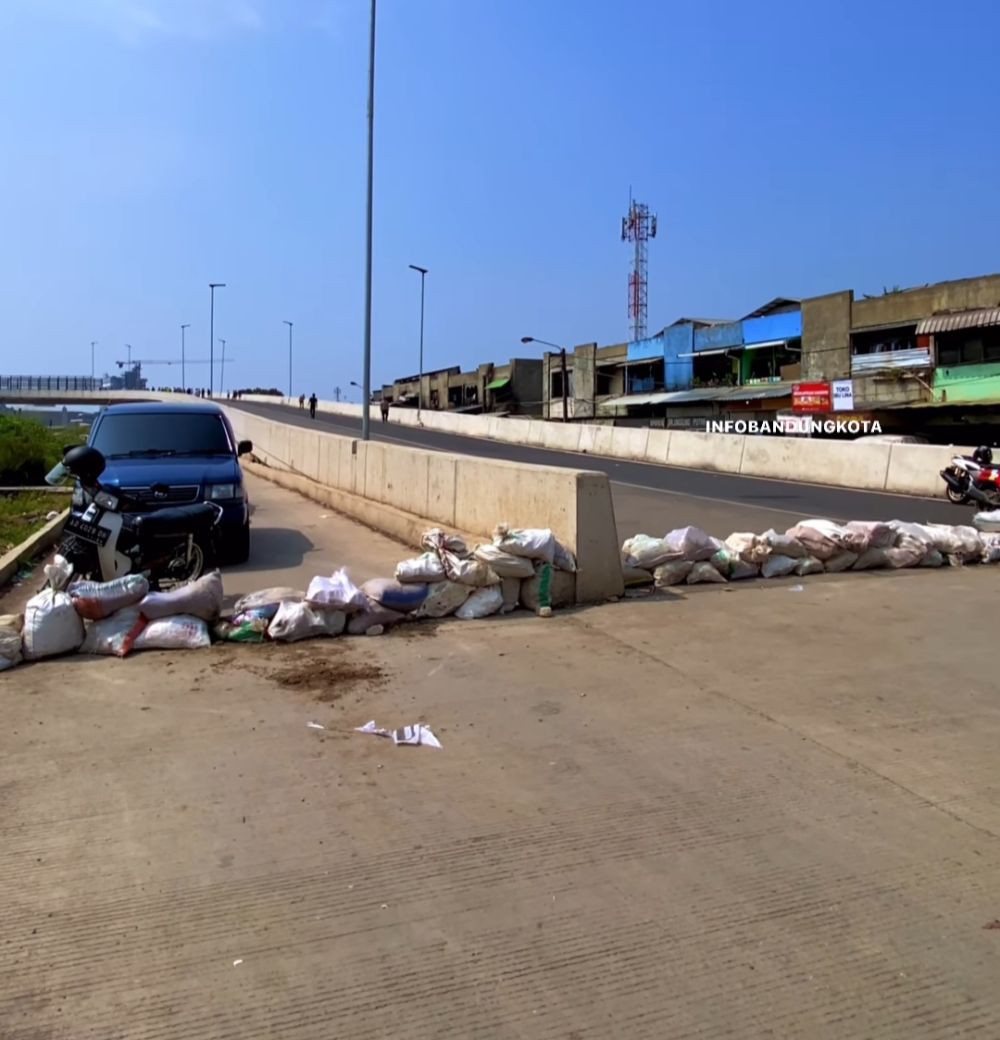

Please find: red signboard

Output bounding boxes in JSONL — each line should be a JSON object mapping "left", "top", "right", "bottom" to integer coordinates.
{"left": 792, "top": 382, "right": 831, "bottom": 413}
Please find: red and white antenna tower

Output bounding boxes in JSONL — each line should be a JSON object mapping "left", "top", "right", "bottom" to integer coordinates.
{"left": 621, "top": 194, "right": 657, "bottom": 342}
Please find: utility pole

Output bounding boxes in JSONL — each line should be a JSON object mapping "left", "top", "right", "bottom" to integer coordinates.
{"left": 408, "top": 264, "right": 428, "bottom": 422}
{"left": 284, "top": 320, "right": 293, "bottom": 401}
{"left": 209, "top": 282, "right": 225, "bottom": 397}
{"left": 90, "top": 341, "right": 96, "bottom": 385}
{"left": 361, "top": 0, "right": 377, "bottom": 441}
{"left": 180, "top": 324, "right": 190, "bottom": 389}
{"left": 218, "top": 338, "right": 227, "bottom": 395}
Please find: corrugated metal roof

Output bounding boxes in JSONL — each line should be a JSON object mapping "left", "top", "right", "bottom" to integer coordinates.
{"left": 602, "top": 392, "right": 677, "bottom": 407}
{"left": 658, "top": 388, "right": 728, "bottom": 404}
{"left": 851, "top": 347, "right": 933, "bottom": 374}
{"left": 916, "top": 308, "right": 1000, "bottom": 335}
{"left": 719, "top": 383, "right": 792, "bottom": 401}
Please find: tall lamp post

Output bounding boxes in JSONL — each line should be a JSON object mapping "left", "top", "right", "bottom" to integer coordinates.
{"left": 521, "top": 336, "right": 568, "bottom": 422}
{"left": 180, "top": 324, "right": 190, "bottom": 390}
{"left": 361, "top": 0, "right": 377, "bottom": 441}
{"left": 209, "top": 282, "right": 225, "bottom": 397}
{"left": 284, "top": 320, "right": 293, "bottom": 402}
{"left": 218, "top": 338, "right": 227, "bottom": 395}
{"left": 408, "top": 264, "right": 428, "bottom": 421}
{"left": 90, "top": 341, "right": 97, "bottom": 386}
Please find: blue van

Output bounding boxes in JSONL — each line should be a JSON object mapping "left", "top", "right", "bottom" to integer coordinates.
{"left": 80, "top": 401, "right": 252, "bottom": 563}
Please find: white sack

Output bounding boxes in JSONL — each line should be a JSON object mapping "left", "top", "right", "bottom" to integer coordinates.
{"left": 139, "top": 571, "right": 223, "bottom": 621}
{"left": 23, "top": 589, "right": 85, "bottom": 660}
{"left": 269, "top": 602, "right": 346, "bottom": 642}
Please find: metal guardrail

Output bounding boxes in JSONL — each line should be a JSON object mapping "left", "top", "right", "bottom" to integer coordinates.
{"left": 1, "top": 376, "right": 104, "bottom": 391}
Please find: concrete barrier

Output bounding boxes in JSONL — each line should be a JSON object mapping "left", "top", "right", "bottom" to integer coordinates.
{"left": 668, "top": 431, "right": 746, "bottom": 473}
{"left": 884, "top": 443, "right": 961, "bottom": 498}
{"left": 609, "top": 427, "right": 650, "bottom": 461}
{"left": 644, "top": 429, "right": 672, "bottom": 465}
{"left": 224, "top": 407, "right": 624, "bottom": 604}
{"left": 739, "top": 437, "right": 891, "bottom": 492}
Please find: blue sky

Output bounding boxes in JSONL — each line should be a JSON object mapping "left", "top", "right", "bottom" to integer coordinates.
{"left": 2, "top": 0, "right": 999, "bottom": 397}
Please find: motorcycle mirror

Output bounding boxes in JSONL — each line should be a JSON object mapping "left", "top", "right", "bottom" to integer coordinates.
{"left": 238, "top": 440, "right": 253, "bottom": 456}
{"left": 45, "top": 462, "right": 69, "bottom": 486}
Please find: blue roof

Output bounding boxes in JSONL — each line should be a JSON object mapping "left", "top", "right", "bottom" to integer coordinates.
{"left": 101, "top": 401, "right": 225, "bottom": 415}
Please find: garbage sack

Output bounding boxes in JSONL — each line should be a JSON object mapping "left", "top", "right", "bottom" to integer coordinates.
{"left": 79, "top": 608, "right": 146, "bottom": 657}
{"left": 686, "top": 561, "right": 727, "bottom": 584}
{"left": 796, "top": 519, "right": 868, "bottom": 554}
{"left": 622, "top": 565, "right": 655, "bottom": 587}
{"left": 233, "top": 587, "right": 303, "bottom": 614}
{"left": 622, "top": 534, "right": 678, "bottom": 570}
{"left": 784, "top": 525, "right": 841, "bottom": 561}
{"left": 711, "top": 549, "right": 759, "bottom": 580}
{"left": 919, "top": 549, "right": 945, "bottom": 568}
{"left": 762, "top": 529, "right": 808, "bottom": 559}
{"left": 413, "top": 581, "right": 472, "bottom": 619}
{"left": 924, "top": 524, "right": 982, "bottom": 561}
{"left": 455, "top": 585, "right": 504, "bottom": 619}
{"left": 665, "top": 526, "right": 722, "bottom": 562}
{"left": 885, "top": 546, "right": 925, "bottom": 569}
{"left": 972, "top": 509, "right": 1000, "bottom": 533}
{"left": 499, "top": 576, "right": 521, "bottom": 614}
{"left": 492, "top": 524, "right": 556, "bottom": 564}
{"left": 724, "top": 532, "right": 771, "bottom": 564}
{"left": 552, "top": 540, "right": 577, "bottom": 573}
{"left": 421, "top": 528, "right": 470, "bottom": 558}
{"left": 520, "top": 566, "right": 576, "bottom": 609}
{"left": 22, "top": 588, "right": 85, "bottom": 660}
{"left": 0, "top": 614, "right": 23, "bottom": 670}
{"left": 794, "top": 556, "right": 825, "bottom": 576}
{"left": 44, "top": 554, "right": 74, "bottom": 591}
{"left": 442, "top": 552, "right": 501, "bottom": 587}
{"left": 395, "top": 552, "right": 446, "bottom": 584}
{"left": 269, "top": 601, "right": 346, "bottom": 642}
{"left": 214, "top": 617, "right": 269, "bottom": 643}
{"left": 981, "top": 534, "right": 1000, "bottom": 563}
{"left": 852, "top": 547, "right": 890, "bottom": 570}
{"left": 473, "top": 543, "right": 535, "bottom": 579}
{"left": 134, "top": 614, "right": 211, "bottom": 651}
{"left": 69, "top": 574, "right": 149, "bottom": 621}
{"left": 139, "top": 571, "right": 223, "bottom": 621}
{"left": 760, "top": 554, "right": 798, "bottom": 579}
{"left": 361, "top": 578, "right": 428, "bottom": 614}
{"left": 306, "top": 569, "right": 368, "bottom": 612}
{"left": 825, "top": 551, "right": 859, "bottom": 572}
{"left": 347, "top": 601, "right": 406, "bottom": 634}
{"left": 654, "top": 560, "right": 694, "bottom": 587}
{"left": 845, "top": 521, "right": 894, "bottom": 549}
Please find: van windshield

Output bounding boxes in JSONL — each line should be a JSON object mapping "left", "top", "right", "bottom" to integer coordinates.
{"left": 93, "top": 413, "right": 233, "bottom": 458}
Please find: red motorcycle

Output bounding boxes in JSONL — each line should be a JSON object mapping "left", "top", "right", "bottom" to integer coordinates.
{"left": 940, "top": 446, "right": 1000, "bottom": 507}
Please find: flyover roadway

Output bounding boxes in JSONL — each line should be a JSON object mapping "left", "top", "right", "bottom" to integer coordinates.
{"left": 228, "top": 400, "right": 963, "bottom": 539}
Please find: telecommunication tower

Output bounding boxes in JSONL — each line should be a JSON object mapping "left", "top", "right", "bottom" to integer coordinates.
{"left": 621, "top": 195, "right": 657, "bottom": 342}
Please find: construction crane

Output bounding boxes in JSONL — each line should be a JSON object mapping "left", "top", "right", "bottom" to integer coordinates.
{"left": 114, "top": 357, "right": 236, "bottom": 393}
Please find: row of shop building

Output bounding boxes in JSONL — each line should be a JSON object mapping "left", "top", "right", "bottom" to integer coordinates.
{"left": 380, "top": 271, "right": 1000, "bottom": 441}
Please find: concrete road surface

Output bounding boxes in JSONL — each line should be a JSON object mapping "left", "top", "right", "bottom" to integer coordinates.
{"left": 4, "top": 474, "right": 1000, "bottom": 1039}
{"left": 230, "top": 399, "right": 965, "bottom": 539}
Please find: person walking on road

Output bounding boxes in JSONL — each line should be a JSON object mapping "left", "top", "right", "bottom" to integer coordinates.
{"left": 380, "top": 398, "right": 390, "bottom": 423}
{"left": 309, "top": 393, "right": 318, "bottom": 420}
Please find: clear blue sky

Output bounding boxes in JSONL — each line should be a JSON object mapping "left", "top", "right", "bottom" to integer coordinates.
{"left": 2, "top": 0, "right": 999, "bottom": 397}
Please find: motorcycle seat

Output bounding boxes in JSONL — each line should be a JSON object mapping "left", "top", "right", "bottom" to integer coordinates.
{"left": 133, "top": 503, "right": 218, "bottom": 536}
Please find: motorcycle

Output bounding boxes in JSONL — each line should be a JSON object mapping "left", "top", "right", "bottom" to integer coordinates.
{"left": 940, "top": 446, "right": 1000, "bottom": 508}
{"left": 46, "top": 445, "right": 223, "bottom": 587}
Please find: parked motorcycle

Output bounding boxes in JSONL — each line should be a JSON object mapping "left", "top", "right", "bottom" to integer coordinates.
{"left": 45, "top": 445, "right": 223, "bottom": 587}
{"left": 940, "top": 446, "right": 1000, "bottom": 508}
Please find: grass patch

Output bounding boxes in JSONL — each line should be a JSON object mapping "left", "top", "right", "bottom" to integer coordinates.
{"left": 0, "top": 415, "right": 90, "bottom": 485}
{"left": 0, "top": 491, "right": 64, "bottom": 555}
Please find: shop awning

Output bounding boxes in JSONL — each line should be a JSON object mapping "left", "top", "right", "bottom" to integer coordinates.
{"left": 602, "top": 391, "right": 676, "bottom": 407}
{"left": 485, "top": 377, "right": 510, "bottom": 391}
{"left": 719, "top": 383, "right": 792, "bottom": 401}
{"left": 741, "top": 339, "right": 789, "bottom": 351}
{"left": 916, "top": 308, "right": 1000, "bottom": 335}
{"left": 677, "top": 348, "right": 730, "bottom": 358}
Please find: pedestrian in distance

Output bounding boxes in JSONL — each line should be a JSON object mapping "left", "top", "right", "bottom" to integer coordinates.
{"left": 380, "top": 398, "right": 390, "bottom": 423}
{"left": 309, "top": 393, "right": 317, "bottom": 419}
{"left": 298, "top": 393, "right": 305, "bottom": 409}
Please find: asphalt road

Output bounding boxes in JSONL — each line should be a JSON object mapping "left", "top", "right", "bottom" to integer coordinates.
{"left": 229, "top": 400, "right": 964, "bottom": 537}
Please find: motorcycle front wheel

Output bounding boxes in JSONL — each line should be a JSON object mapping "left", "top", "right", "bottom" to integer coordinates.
{"left": 156, "top": 540, "right": 206, "bottom": 591}
{"left": 946, "top": 485, "right": 968, "bottom": 505}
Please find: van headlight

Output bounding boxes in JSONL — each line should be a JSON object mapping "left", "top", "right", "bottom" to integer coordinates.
{"left": 206, "top": 484, "right": 243, "bottom": 501}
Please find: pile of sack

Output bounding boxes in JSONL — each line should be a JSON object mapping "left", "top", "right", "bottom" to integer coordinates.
{"left": 623, "top": 520, "right": 1000, "bottom": 589}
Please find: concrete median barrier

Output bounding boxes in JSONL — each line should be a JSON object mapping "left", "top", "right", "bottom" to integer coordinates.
{"left": 644, "top": 429, "right": 672, "bottom": 465}
{"left": 668, "top": 431, "right": 746, "bottom": 473}
{"left": 885, "top": 443, "right": 960, "bottom": 498}
{"left": 740, "top": 437, "right": 891, "bottom": 492}
{"left": 224, "top": 407, "right": 623, "bottom": 604}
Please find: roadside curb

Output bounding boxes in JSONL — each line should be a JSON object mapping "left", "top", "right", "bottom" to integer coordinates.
{"left": 0, "top": 509, "right": 69, "bottom": 588}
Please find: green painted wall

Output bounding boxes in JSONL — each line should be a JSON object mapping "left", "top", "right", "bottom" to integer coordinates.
{"left": 933, "top": 362, "right": 1000, "bottom": 404}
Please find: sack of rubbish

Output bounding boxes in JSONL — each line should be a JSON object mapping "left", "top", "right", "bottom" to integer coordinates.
{"left": 981, "top": 534, "right": 1000, "bottom": 563}
{"left": 710, "top": 549, "right": 759, "bottom": 580}
{"left": 686, "top": 561, "right": 727, "bottom": 584}
{"left": 473, "top": 543, "right": 535, "bottom": 579}
{"left": 784, "top": 524, "right": 842, "bottom": 561}
{"left": 347, "top": 600, "right": 406, "bottom": 634}
{"left": 825, "top": 550, "right": 859, "bottom": 572}
{"left": 724, "top": 532, "right": 771, "bottom": 564}
{"left": 441, "top": 552, "right": 501, "bottom": 587}
{"left": 852, "top": 547, "right": 890, "bottom": 570}
{"left": 421, "top": 527, "right": 470, "bottom": 558}
{"left": 654, "top": 560, "right": 694, "bottom": 587}
{"left": 919, "top": 549, "right": 945, "bottom": 568}
{"left": 552, "top": 541, "right": 577, "bottom": 573}
{"left": 306, "top": 569, "right": 368, "bottom": 612}
{"left": 760, "top": 554, "right": 798, "bottom": 579}
{"left": 762, "top": 529, "right": 808, "bottom": 559}
{"left": 794, "top": 556, "right": 825, "bottom": 576}
{"left": 884, "top": 545, "right": 925, "bottom": 569}
{"left": 521, "top": 565, "right": 575, "bottom": 610}
{"left": 69, "top": 573, "right": 149, "bottom": 621}
{"left": 795, "top": 519, "right": 868, "bottom": 555}
{"left": 23, "top": 588, "right": 86, "bottom": 660}
{"left": 492, "top": 523, "right": 556, "bottom": 564}
{"left": 889, "top": 522, "right": 936, "bottom": 549}
{"left": 0, "top": 613, "right": 23, "bottom": 671}
{"left": 395, "top": 552, "right": 446, "bottom": 584}
{"left": 361, "top": 578, "right": 428, "bottom": 614}
{"left": 622, "top": 564, "right": 655, "bottom": 587}
{"left": 844, "top": 521, "right": 894, "bottom": 549}
{"left": 214, "top": 617, "right": 269, "bottom": 643}
{"left": 44, "top": 554, "right": 74, "bottom": 591}
{"left": 455, "top": 585, "right": 504, "bottom": 620}
{"left": 79, "top": 608, "right": 146, "bottom": 657}
{"left": 499, "top": 576, "right": 521, "bottom": 614}
{"left": 972, "top": 508, "right": 1000, "bottom": 533}
{"left": 139, "top": 571, "right": 223, "bottom": 622}
{"left": 134, "top": 614, "right": 211, "bottom": 651}
{"left": 413, "top": 581, "right": 472, "bottom": 619}
{"left": 924, "top": 524, "right": 982, "bottom": 561}
{"left": 665, "top": 526, "right": 722, "bottom": 562}
{"left": 233, "top": 587, "right": 303, "bottom": 615}
{"left": 622, "top": 534, "right": 678, "bottom": 570}
{"left": 269, "top": 601, "right": 346, "bottom": 642}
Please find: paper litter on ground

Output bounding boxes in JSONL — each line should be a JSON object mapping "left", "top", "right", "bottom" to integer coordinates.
{"left": 355, "top": 719, "right": 443, "bottom": 748}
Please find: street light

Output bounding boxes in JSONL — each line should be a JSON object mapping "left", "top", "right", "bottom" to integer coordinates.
{"left": 180, "top": 324, "right": 190, "bottom": 389}
{"left": 361, "top": 0, "right": 377, "bottom": 441}
{"left": 521, "top": 336, "right": 569, "bottom": 422}
{"left": 408, "top": 264, "right": 428, "bottom": 421}
{"left": 284, "top": 320, "right": 293, "bottom": 402}
{"left": 90, "top": 341, "right": 97, "bottom": 385}
{"left": 218, "top": 338, "right": 227, "bottom": 395}
{"left": 209, "top": 282, "right": 225, "bottom": 397}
